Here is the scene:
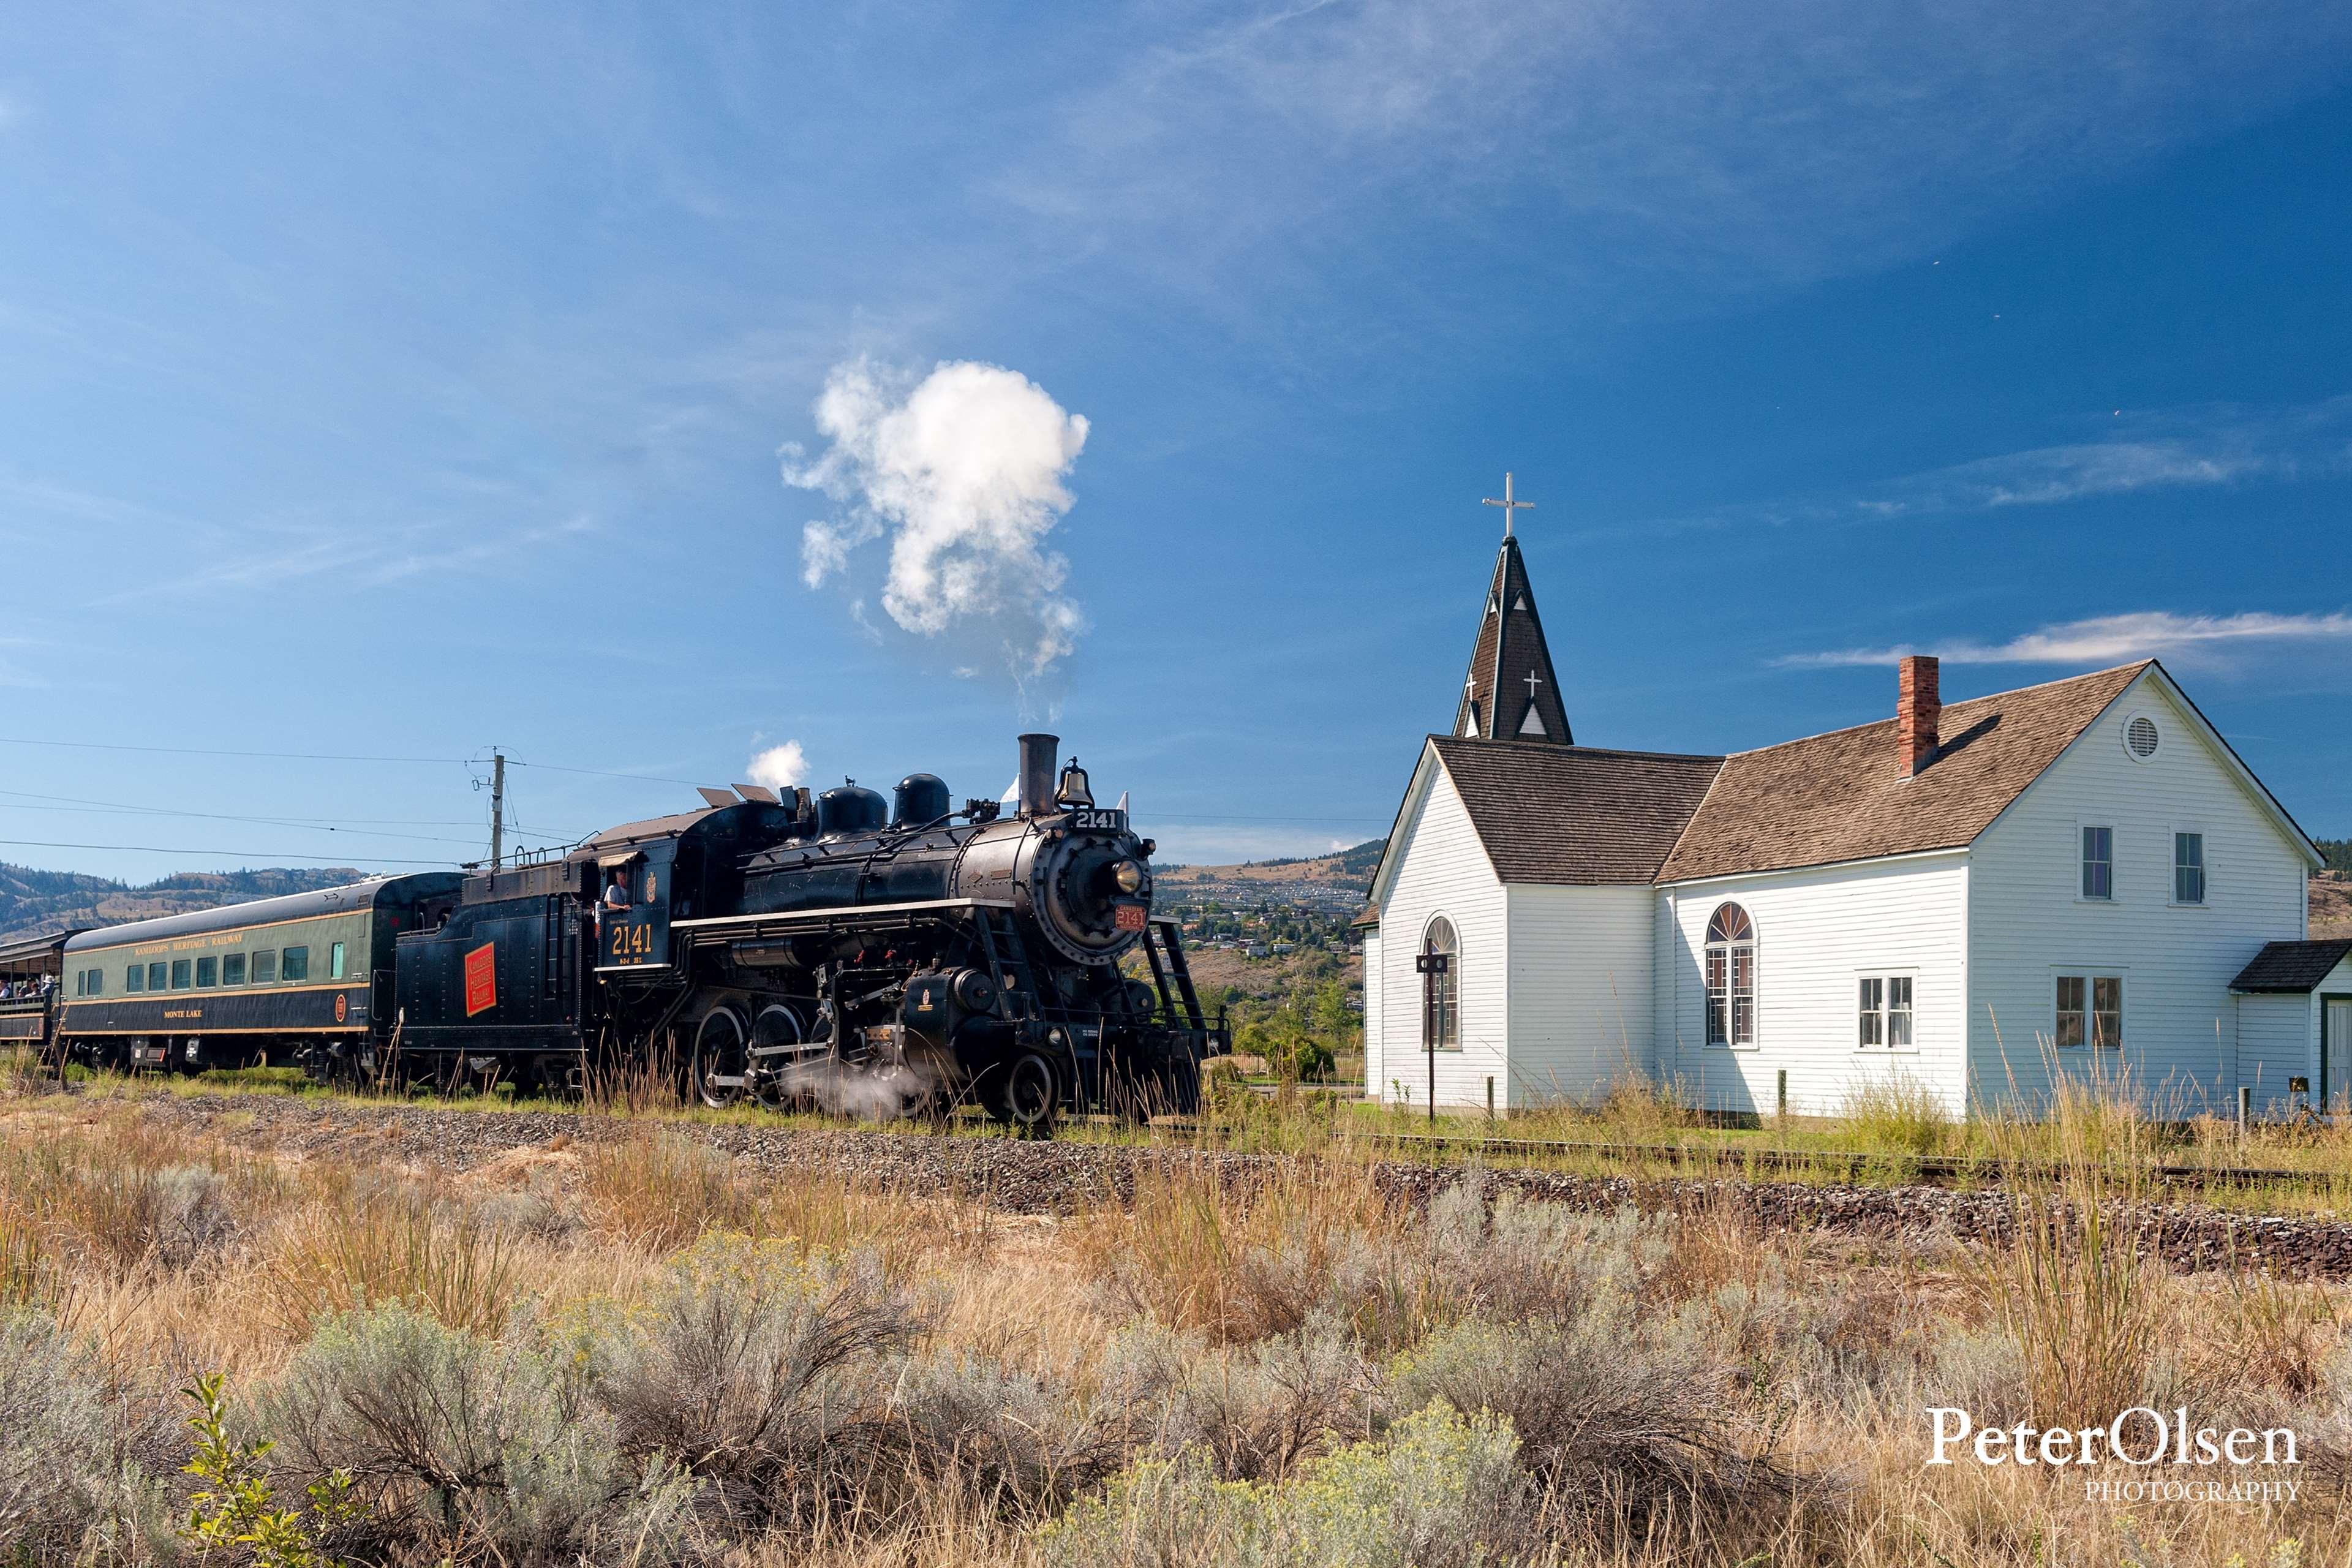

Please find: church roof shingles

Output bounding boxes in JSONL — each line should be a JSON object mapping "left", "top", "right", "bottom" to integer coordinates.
{"left": 1654, "top": 661, "right": 2152, "bottom": 883}
{"left": 1415, "top": 662, "right": 2158, "bottom": 890}
{"left": 1429, "top": 738, "right": 1722, "bottom": 884}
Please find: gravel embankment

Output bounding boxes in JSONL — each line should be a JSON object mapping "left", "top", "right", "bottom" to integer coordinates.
{"left": 75, "top": 1090, "right": 2352, "bottom": 1280}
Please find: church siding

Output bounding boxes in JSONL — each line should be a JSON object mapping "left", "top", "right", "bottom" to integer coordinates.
{"left": 1504, "top": 884, "right": 1653, "bottom": 1108}
{"left": 2234, "top": 993, "right": 2316, "bottom": 1117}
{"left": 1655, "top": 853, "right": 1970, "bottom": 1118}
{"left": 1966, "top": 672, "right": 2313, "bottom": 1115}
{"left": 1369, "top": 762, "right": 1508, "bottom": 1109}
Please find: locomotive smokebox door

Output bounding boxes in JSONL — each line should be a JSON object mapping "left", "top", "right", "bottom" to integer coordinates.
{"left": 597, "top": 846, "right": 674, "bottom": 971}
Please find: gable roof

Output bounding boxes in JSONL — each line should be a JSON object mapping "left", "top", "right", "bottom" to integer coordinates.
{"left": 2230, "top": 940, "right": 2352, "bottom": 994}
{"left": 1452, "top": 536, "right": 1574, "bottom": 745}
{"left": 1427, "top": 737, "right": 1722, "bottom": 884}
{"left": 1656, "top": 662, "right": 2151, "bottom": 883}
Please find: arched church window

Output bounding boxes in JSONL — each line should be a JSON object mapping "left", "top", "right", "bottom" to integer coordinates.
{"left": 1704, "top": 903, "right": 1755, "bottom": 1046}
{"left": 1421, "top": 916, "right": 1459, "bottom": 1051}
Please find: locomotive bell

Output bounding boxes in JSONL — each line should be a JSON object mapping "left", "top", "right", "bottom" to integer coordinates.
{"left": 1055, "top": 758, "right": 1093, "bottom": 809}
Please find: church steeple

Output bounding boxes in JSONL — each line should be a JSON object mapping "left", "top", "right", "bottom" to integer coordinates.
{"left": 1452, "top": 526, "right": 1573, "bottom": 745}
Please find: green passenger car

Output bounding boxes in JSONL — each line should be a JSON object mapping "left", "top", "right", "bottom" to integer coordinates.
{"left": 58, "top": 873, "right": 461, "bottom": 1072}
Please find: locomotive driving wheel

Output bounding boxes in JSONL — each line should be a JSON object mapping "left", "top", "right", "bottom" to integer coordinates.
{"left": 991, "top": 1050, "right": 1059, "bottom": 1134}
{"left": 692, "top": 1008, "right": 750, "bottom": 1109}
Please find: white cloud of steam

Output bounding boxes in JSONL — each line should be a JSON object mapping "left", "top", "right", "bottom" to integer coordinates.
{"left": 784, "top": 358, "right": 1090, "bottom": 684}
{"left": 746, "top": 740, "right": 809, "bottom": 791}
{"left": 1784, "top": 610, "right": 2352, "bottom": 671}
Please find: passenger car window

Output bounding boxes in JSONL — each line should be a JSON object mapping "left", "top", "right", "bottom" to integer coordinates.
{"left": 252, "top": 951, "right": 277, "bottom": 985}
{"left": 282, "top": 946, "right": 309, "bottom": 982}
{"left": 195, "top": 957, "right": 217, "bottom": 988}
{"left": 222, "top": 954, "right": 246, "bottom": 986}
{"left": 170, "top": 960, "right": 191, "bottom": 990}
{"left": 148, "top": 962, "right": 166, "bottom": 991}
{"left": 126, "top": 965, "right": 145, "bottom": 993}
{"left": 330, "top": 941, "right": 345, "bottom": 980}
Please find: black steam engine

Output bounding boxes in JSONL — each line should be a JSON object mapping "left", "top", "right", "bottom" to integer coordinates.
{"left": 382, "top": 734, "right": 1220, "bottom": 1128}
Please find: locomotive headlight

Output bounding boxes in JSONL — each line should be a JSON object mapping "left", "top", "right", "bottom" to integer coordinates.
{"left": 1112, "top": 859, "right": 1145, "bottom": 894}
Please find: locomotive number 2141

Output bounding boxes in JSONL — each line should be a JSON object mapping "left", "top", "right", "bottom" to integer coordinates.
{"left": 608, "top": 923, "right": 655, "bottom": 959}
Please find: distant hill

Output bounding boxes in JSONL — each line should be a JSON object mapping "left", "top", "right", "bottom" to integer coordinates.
{"left": 2316, "top": 873, "right": 2352, "bottom": 940}
{"left": 0, "top": 864, "right": 368, "bottom": 944}
{"left": 1167, "top": 839, "right": 1385, "bottom": 888}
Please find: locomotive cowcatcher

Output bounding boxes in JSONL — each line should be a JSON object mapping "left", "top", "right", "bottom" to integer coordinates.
{"left": 379, "top": 733, "right": 1221, "bottom": 1128}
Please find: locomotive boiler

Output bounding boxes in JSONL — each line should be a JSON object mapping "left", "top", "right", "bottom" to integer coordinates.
{"left": 383, "top": 733, "right": 1219, "bottom": 1129}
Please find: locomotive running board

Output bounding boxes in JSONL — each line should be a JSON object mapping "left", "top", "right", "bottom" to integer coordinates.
{"left": 670, "top": 896, "right": 1019, "bottom": 946}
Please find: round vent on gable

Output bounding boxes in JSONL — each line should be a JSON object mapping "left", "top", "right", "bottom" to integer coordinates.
{"left": 2123, "top": 712, "right": 2161, "bottom": 762}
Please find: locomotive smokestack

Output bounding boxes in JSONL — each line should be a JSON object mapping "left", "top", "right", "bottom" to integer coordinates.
{"left": 1017, "top": 733, "right": 1060, "bottom": 818}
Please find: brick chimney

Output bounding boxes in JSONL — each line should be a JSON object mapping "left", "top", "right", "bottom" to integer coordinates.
{"left": 1898, "top": 655, "right": 1940, "bottom": 777}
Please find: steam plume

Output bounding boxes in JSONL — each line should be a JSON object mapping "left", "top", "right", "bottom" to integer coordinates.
{"left": 784, "top": 357, "right": 1090, "bottom": 684}
{"left": 746, "top": 740, "right": 809, "bottom": 791}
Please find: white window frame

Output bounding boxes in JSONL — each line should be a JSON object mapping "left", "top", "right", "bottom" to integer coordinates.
{"left": 1703, "top": 903, "right": 1758, "bottom": 1050}
{"left": 2169, "top": 824, "right": 2208, "bottom": 908}
{"left": 1855, "top": 970, "right": 1919, "bottom": 1054}
{"left": 1419, "top": 914, "right": 1461, "bottom": 1054}
{"left": 2051, "top": 967, "right": 2127, "bottom": 1050}
{"left": 2076, "top": 821, "right": 2116, "bottom": 904}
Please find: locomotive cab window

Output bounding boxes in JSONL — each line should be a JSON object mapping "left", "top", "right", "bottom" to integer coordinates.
{"left": 252, "top": 951, "right": 277, "bottom": 985}
{"left": 222, "top": 954, "right": 245, "bottom": 986}
{"left": 195, "top": 957, "right": 217, "bottom": 989}
{"left": 282, "top": 946, "right": 309, "bottom": 982}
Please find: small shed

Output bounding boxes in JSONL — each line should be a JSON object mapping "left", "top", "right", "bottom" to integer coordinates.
{"left": 2231, "top": 939, "right": 2352, "bottom": 1110}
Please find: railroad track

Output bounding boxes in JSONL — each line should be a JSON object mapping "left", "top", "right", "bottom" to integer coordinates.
{"left": 75, "top": 1087, "right": 2352, "bottom": 1280}
{"left": 1163, "top": 1121, "right": 2337, "bottom": 1196}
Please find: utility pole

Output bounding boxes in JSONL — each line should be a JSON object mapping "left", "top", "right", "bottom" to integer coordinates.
{"left": 489, "top": 750, "right": 506, "bottom": 869}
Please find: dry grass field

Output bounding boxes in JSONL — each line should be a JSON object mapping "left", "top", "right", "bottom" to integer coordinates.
{"left": 5, "top": 1058, "right": 2352, "bottom": 1566}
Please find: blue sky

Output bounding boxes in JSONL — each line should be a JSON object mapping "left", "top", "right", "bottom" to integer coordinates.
{"left": 1, "top": 2, "right": 2348, "bottom": 880}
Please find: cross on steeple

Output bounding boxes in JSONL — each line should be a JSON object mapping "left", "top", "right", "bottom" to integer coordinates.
{"left": 1482, "top": 472, "right": 1534, "bottom": 538}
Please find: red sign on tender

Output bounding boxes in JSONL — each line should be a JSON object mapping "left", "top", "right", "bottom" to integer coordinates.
{"left": 464, "top": 943, "right": 498, "bottom": 1017}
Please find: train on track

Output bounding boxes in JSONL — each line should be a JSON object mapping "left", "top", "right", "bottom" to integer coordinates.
{"left": 7, "top": 733, "right": 1223, "bottom": 1130}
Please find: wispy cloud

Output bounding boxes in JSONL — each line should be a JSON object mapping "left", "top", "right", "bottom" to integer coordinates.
{"left": 1001, "top": 1, "right": 2352, "bottom": 341}
{"left": 1627, "top": 396, "right": 2352, "bottom": 540}
{"left": 1784, "top": 610, "right": 2352, "bottom": 669}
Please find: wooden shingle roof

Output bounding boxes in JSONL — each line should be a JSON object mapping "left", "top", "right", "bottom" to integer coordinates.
{"left": 1654, "top": 662, "right": 2151, "bottom": 883}
{"left": 2230, "top": 940, "right": 2352, "bottom": 994}
{"left": 1428, "top": 737, "right": 1723, "bottom": 884}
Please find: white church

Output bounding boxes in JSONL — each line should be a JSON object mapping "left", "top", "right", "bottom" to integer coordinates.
{"left": 1360, "top": 518, "right": 2348, "bottom": 1119}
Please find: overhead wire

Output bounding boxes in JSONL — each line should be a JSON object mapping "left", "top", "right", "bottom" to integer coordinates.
{"left": 0, "top": 837, "right": 460, "bottom": 865}
{"left": 0, "top": 786, "right": 577, "bottom": 847}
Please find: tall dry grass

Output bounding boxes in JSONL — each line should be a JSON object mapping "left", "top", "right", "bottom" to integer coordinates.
{"left": 12, "top": 1083, "right": 2352, "bottom": 1566}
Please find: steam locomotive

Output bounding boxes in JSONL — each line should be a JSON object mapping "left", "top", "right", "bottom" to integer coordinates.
{"left": 49, "top": 734, "right": 1222, "bottom": 1129}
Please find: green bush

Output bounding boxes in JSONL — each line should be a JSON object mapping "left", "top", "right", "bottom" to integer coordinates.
{"left": 1035, "top": 1403, "right": 1535, "bottom": 1568}
{"left": 0, "top": 1308, "right": 177, "bottom": 1564}
{"left": 258, "top": 1302, "right": 699, "bottom": 1564}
